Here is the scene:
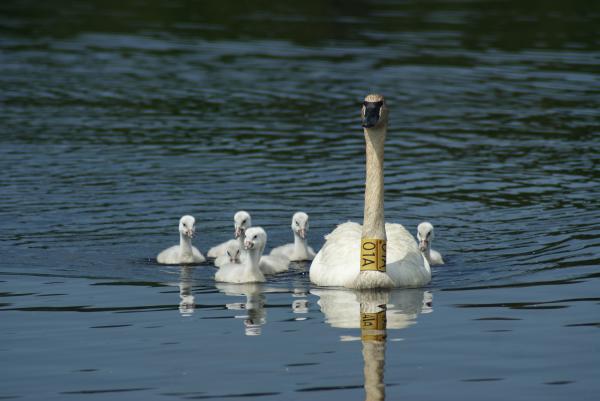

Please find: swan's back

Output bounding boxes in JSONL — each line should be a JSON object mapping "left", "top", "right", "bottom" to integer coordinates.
{"left": 157, "top": 245, "right": 205, "bottom": 265}
{"left": 309, "top": 221, "right": 431, "bottom": 288}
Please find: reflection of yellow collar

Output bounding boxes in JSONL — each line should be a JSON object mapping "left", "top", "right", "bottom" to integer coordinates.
{"left": 360, "top": 238, "right": 387, "bottom": 272}
{"left": 361, "top": 310, "right": 387, "bottom": 342}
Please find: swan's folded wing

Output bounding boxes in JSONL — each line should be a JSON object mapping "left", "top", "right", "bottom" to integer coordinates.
{"left": 309, "top": 222, "right": 362, "bottom": 287}
{"left": 192, "top": 246, "right": 206, "bottom": 263}
{"left": 269, "top": 243, "right": 294, "bottom": 258}
{"left": 157, "top": 245, "right": 179, "bottom": 264}
{"left": 259, "top": 255, "right": 289, "bottom": 275}
{"left": 385, "top": 223, "right": 431, "bottom": 287}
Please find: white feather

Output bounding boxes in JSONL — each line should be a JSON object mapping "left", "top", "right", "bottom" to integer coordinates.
{"left": 309, "top": 221, "right": 431, "bottom": 288}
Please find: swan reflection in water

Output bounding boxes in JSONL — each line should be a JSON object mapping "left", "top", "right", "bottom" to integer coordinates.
{"left": 178, "top": 266, "right": 196, "bottom": 317}
{"left": 216, "top": 283, "right": 266, "bottom": 336}
{"left": 311, "top": 288, "right": 433, "bottom": 401}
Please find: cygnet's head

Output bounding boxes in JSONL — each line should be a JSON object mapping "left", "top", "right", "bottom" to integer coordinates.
{"left": 243, "top": 227, "right": 267, "bottom": 251}
{"left": 291, "top": 211, "right": 310, "bottom": 239}
{"left": 417, "top": 222, "right": 435, "bottom": 252}
{"left": 234, "top": 210, "right": 252, "bottom": 238}
{"left": 179, "top": 215, "right": 196, "bottom": 239}
{"left": 361, "top": 94, "right": 389, "bottom": 129}
{"left": 225, "top": 241, "right": 241, "bottom": 264}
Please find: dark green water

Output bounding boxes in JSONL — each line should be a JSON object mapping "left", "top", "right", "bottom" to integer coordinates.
{"left": 1, "top": 1, "right": 599, "bottom": 400}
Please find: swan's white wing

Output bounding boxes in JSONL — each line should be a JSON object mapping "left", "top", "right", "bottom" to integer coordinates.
{"left": 259, "top": 254, "right": 289, "bottom": 275}
{"left": 309, "top": 221, "right": 362, "bottom": 287}
{"left": 191, "top": 246, "right": 206, "bottom": 263}
{"left": 207, "top": 239, "right": 236, "bottom": 258}
{"left": 157, "top": 245, "right": 179, "bottom": 264}
{"left": 385, "top": 223, "right": 431, "bottom": 287}
{"left": 269, "top": 244, "right": 294, "bottom": 258}
{"left": 429, "top": 249, "right": 444, "bottom": 265}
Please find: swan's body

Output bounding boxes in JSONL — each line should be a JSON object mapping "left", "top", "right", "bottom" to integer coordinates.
{"left": 310, "top": 222, "right": 430, "bottom": 288}
{"left": 157, "top": 215, "right": 205, "bottom": 264}
{"left": 310, "top": 94, "right": 431, "bottom": 289}
{"left": 259, "top": 254, "right": 290, "bottom": 275}
{"left": 208, "top": 211, "right": 251, "bottom": 259}
{"left": 270, "top": 212, "right": 316, "bottom": 261}
{"left": 215, "top": 227, "right": 267, "bottom": 284}
{"left": 417, "top": 222, "right": 444, "bottom": 265}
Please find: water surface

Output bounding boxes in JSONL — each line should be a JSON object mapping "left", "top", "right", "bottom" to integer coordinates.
{"left": 1, "top": 1, "right": 599, "bottom": 400}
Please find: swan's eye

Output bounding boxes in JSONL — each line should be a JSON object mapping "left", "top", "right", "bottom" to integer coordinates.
{"left": 242, "top": 219, "right": 247, "bottom": 224}
{"left": 295, "top": 221, "right": 299, "bottom": 226}
{"left": 227, "top": 251, "right": 231, "bottom": 257}
{"left": 253, "top": 235, "right": 257, "bottom": 240}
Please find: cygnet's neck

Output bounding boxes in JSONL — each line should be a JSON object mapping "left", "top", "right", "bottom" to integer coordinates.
{"left": 362, "top": 125, "right": 387, "bottom": 240}
{"left": 179, "top": 233, "right": 193, "bottom": 257}
{"left": 242, "top": 246, "right": 262, "bottom": 273}
{"left": 421, "top": 245, "right": 432, "bottom": 264}
{"left": 293, "top": 232, "right": 309, "bottom": 257}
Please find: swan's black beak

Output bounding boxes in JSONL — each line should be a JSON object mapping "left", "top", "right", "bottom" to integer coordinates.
{"left": 361, "top": 101, "right": 384, "bottom": 128}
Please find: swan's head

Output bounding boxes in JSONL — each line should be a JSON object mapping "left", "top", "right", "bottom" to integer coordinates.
{"left": 234, "top": 210, "right": 252, "bottom": 238}
{"left": 179, "top": 215, "right": 196, "bottom": 239}
{"left": 243, "top": 227, "right": 267, "bottom": 251}
{"left": 417, "top": 222, "right": 435, "bottom": 252}
{"left": 225, "top": 241, "right": 241, "bottom": 264}
{"left": 361, "top": 94, "right": 388, "bottom": 129}
{"left": 291, "top": 211, "right": 310, "bottom": 239}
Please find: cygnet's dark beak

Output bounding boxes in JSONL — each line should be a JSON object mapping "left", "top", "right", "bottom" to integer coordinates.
{"left": 362, "top": 101, "right": 383, "bottom": 128}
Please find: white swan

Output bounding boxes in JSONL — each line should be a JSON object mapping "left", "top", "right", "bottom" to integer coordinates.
{"left": 207, "top": 211, "right": 251, "bottom": 262}
{"left": 214, "top": 240, "right": 242, "bottom": 267}
{"left": 417, "top": 222, "right": 444, "bottom": 265}
{"left": 309, "top": 94, "right": 431, "bottom": 289}
{"left": 215, "top": 227, "right": 267, "bottom": 283}
{"left": 157, "top": 215, "right": 206, "bottom": 264}
{"left": 270, "top": 211, "right": 316, "bottom": 261}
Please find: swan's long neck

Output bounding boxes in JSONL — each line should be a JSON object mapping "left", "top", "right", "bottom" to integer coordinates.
{"left": 179, "top": 233, "right": 193, "bottom": 257}
{"left": 294, "top": 232, "right": 309, "bottom": 257}
{"left": 361, "top": 125, "right": 387, "bottom": 272}
{"left": 360, "top": 303, "right": 387, "bottom": 401}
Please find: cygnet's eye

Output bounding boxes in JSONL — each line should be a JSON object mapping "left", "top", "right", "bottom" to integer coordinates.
{"left": 236, "top": 250, "right": 240, "bottom": 256}
{"left": 295, "top": 221, "right": 299, "bottom": 226}
{"left": 226, "top": 251, "right": 231, "bottom": 257}
{"left": 242, "top": 219, "right": 247, "bottom": 224}
{"left": 426, "top": 232, "right": 431, "bottom": 238}
{"left": 253, "top": 235, "right": 258, "bottom": 240}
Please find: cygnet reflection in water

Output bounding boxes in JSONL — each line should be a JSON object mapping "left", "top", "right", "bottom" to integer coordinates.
{"left": 178, "top": 266, "right": 195, "bottom": 317}
{"left": 216, "top": 283, "right": 266, "bottom": 336}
